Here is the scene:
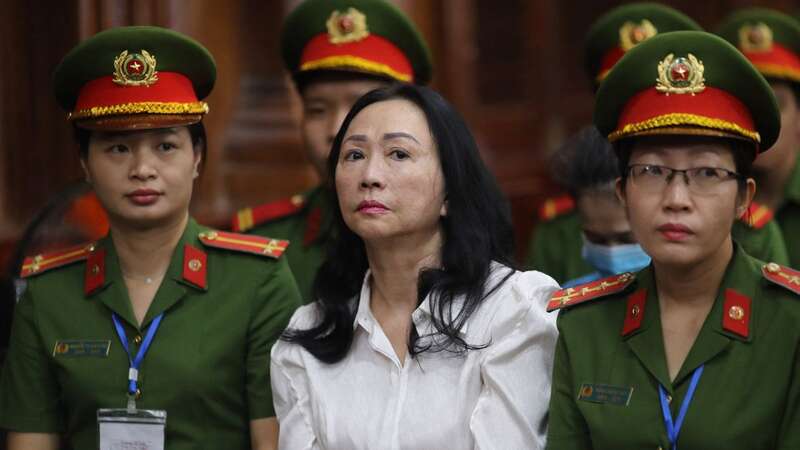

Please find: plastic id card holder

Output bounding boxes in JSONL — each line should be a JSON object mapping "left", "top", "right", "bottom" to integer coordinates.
{"left": 98, "top": 408, "right": 166, "bottom": 450}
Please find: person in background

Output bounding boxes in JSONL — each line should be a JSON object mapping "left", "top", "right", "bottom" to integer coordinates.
{"left": 231, "top": 0, "right": 432, "bottom": 302}
{"left": 528, "top": 2, "right": 789, "bottom": 284}
{"left": 551, "top": 126, "right": 651, "bottom": 288}
{"left": 528, "top": 3, "right": 702, "bottom": 283}
{"left": 0, "top": 26, "right": 300, "bottom": 449}
{"left": 547, "top": 30, "right": 800, "bottom": 449}
{"left": 272, "top": 84, "right": 559, "bottom": 449}
{"left": 717, "top": 8, "right": 800, "bottom": 267}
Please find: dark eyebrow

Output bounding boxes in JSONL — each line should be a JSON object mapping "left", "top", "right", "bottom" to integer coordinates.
{"left": 383, "top": 132, "right": 420, "bottom": 144}
{"left": 343, "top": 134, "right": 368, "bottom": 144}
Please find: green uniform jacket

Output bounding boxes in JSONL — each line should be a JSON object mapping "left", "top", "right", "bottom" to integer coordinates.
{"left": 547, "top": 245, "right": 800, "bottom": 449}
{"left": 0, "top": 218, "right": 301, "bottom": 449}
{"left": 777, "top": 158, "right": 800, "bottom": 268}
{"left": 240, "top": 186, "right": 333, "bottom": 303}
{"left": 526, "top": 210, "right": 789, "bottom": 284}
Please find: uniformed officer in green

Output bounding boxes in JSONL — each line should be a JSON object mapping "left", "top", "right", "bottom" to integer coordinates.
{"left": 0, "top": 26, "right": 301, "bottom": 449}
{"left": 527, "top": 3, "right": 701, "bottom": 283}
{"left": 546, "top": 30, "right": 800, "bottom": 449}
{"left": 527, "top": 3, "right": 790, "bottom": 284}
{"left": 231, "top": 0, "right": 433, "bottom": 302}
{"left": 717, "top": 8, "right": 800, "bottom": 267}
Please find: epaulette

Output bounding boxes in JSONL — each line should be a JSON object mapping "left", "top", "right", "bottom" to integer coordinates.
{"left": 20, "top": 242, "right": 97, "bottom": 278}
{"left": 198, "top": 230, "right": 289, "bottom": 259}
{"left": 739, "top": 201, "right": 774, "bottom": 230}
{"left": 231, "top": 194, "right": 306, "bottom": 232}
{"left": 538, "top": 195, "right": 575, "bottom": 221}
{"left": 762, "top": 262, "right": 800, "bottom": 295}
{"left": 547, "top": 272, "right": 634, "bottom": 312}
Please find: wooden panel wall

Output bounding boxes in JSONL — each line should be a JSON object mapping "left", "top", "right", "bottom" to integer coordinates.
{"left": 1, "top": 0, "right": 797, "bottom": 262}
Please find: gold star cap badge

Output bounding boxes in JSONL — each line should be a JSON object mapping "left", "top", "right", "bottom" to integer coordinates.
{"left": 738, "top": 22, "right": 773, "bottom": 52}
{"left": 656, "top": 53, "right": 706, "bottom": 95}
{"left": 112, "top": 49, "right": 159, "bottom": 86}
{"left": 620, "top": 19, "right": 658, "bottom": 51}
{"left": 326, "top": 7, "right": 370, "bottom": 44}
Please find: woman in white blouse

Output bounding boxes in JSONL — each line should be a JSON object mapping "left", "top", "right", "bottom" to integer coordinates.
{"left": 271, "top": 84, "right": 559, "bottom": 450}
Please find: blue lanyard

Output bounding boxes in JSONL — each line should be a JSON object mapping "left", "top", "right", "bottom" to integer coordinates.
{"left": 658, "top": 365, "right": 704, "bottom": 450}
{"left": 111, "top": 313, "right": 164, "bottom": 398}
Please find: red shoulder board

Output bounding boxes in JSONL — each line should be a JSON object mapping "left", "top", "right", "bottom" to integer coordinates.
{"left": 538, "top": 195, "right": 575, "bottom": 221}
{"left": 547, "top": 272, "right": 635, "bottom": 312}
{"left": 739, "top": 201, "right": 774, "bottom": 230}
{"left": 198, "top": 230, "right": 289, "bottom": 259}
{"left": 762, "top": 262, "right": 800, "bottom": 295}
{"left": 232, "top": 194, "right": 305, "bottom": 232}
{"left": 20, "top": 242, "right": 97, "bottom": 278}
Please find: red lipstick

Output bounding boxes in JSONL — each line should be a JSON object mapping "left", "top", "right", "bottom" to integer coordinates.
{"left": 357, "top": 200, "right": 389, "bottom": 214}
{"left": 657, "top": 223, "right": 694, "bottom": 241}
{"left": 126, "top": 189, "right": 162, "bottom": 206}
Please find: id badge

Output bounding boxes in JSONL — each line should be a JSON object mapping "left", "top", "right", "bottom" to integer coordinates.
{"left": 98, "top": 408, "right": 167, "bottom": 450}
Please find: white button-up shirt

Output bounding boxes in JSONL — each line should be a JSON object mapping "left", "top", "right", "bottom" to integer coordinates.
{"left": 271, "top": 264, "right": 559, "bottom": 450}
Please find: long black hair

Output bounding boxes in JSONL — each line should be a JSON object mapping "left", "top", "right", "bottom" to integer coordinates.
{"left": 282, "top": 83, "right": 516, "bottom": 363}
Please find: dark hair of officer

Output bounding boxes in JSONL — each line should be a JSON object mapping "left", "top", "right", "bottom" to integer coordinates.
{"left": 283, "top": 83, "right": 516, "bottom": 363}
{"left": 551, "top": 125, "right": 620, "bottom": 196}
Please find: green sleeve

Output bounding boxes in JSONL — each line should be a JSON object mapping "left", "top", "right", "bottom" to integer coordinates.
{"left": 0, "top": 287, "right": 64, "bottom": 432}
{"left": 526, "top": 223, "right": 565, "bottom": 282}
{"left": 246, "top": 257, "right": 302, "bottom": 419}
{"left": 546, "top": 318, "right": 593, "bottom": 450}
{"left": 732, "top": 221, "right": 789, "bottom": 266}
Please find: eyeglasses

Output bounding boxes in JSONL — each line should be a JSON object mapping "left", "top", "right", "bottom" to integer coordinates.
{"left": 626, "top": 164, "right": 742, "bottom": 195}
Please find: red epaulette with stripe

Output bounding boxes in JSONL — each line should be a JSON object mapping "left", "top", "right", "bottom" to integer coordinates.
{"left": 538, "top": 195, "right": 575, "bottom": 221}
{"left": 198, "top": 230, "right": 289, "bottom": 259}
{"left": 20, "top": 242, "right": 97, "bottom": 278}
{"left": 762, "top": 262, "right": 800, "bottom": 295}
{"left": 547, "top": 273, "right": 635, "bottom": 312}
{"left": 231, "top": 194, "right": 306, "bottom": 232}
{"left": 740, "top": 201, "right": 774, "bottom": 230}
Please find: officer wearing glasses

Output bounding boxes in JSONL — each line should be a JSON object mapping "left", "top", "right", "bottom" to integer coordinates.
{"left": 546, "top": 31, "right": 800, "bottom": 450}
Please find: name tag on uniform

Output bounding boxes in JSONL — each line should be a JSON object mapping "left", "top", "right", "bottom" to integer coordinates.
{"left": 578, "top": 383, "right": 634, "bottom": 406}
{"left": 53, "top": 340, "right": 111, "bottom": 357}
{"left": 98, "top": 408, "right": 166, "bottom": 450}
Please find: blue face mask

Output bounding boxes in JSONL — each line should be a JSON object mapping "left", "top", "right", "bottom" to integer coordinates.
{"left": 581, "top": 237, "right": 651, "bottom": 277}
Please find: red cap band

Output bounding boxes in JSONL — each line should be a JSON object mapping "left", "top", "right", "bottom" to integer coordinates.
{"left": 74, "top": 72, "right": 199, "bottom": 112}
{"left": 299, "top": 33, "right": 414, "bottom": 82}
{"left": 741, "top": 42, "right": 800, "bottom": 81}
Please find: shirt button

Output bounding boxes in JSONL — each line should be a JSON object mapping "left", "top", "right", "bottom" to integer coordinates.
{"left": 135, "top": 388, "right": 142, "bottom": 400}
{"left": 133, "top": 335, "right": 143, "bottom": 345}
{"left": 666, "top": 394, "right": 672, "bottom": 404}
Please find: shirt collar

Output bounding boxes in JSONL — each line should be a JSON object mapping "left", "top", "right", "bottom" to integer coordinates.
{"left": 351, "top": 268, "right": 474, "bottom": 338}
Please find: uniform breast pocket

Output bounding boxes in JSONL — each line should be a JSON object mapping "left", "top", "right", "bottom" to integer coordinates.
{"left": 53, "top": 338, "right": 127, "bottom": 407}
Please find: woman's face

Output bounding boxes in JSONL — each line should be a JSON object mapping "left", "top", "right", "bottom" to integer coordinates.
{"left": 616, "top": 137, "right": 754, "bottom": 268}
{"left": 82, "top": 127, "right": 201, "bottom": 229}
{"left": 335, "top": 98, "right": 446, "bottom": 244}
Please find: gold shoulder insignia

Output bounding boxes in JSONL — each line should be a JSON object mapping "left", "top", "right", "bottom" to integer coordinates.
{"left": 20, "top": 242, "right": 97, "bottom": 278}
{"left": 231, "top": 194, "right": 306, "bottom": 232}
{"left": 547, "top": 273, "right": 635, "bottom": 312}
{"left": 198, "top": 230, "right": 289, "bottom": 259}
{"left": 762, "top": 262, "right": 800, "bottom": 295}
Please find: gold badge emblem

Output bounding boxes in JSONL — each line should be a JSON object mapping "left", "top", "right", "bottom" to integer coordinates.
{"left": 619, "top": 19, "right": 657, "bottom": 51}
{"left": 187, "top": 258, "right": 203, "bottom": 272}
{"left": 326, "top": 7, "right": 369, "bottom": 44}
{"left": 113, "top": 50, "right": 158, "bottom": 86}
{"left": 728, "top": 305, "right": 745, "bottom": 321}
{"left": 738, "top": 22, "right": 773, "bottom": 52}
{"left": 656, "top": 53, "right": 705, "bottom": 95}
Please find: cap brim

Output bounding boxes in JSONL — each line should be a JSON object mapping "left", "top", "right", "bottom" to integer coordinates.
{"left": 74, "top": 114, "right": 202, "bottom": 131}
